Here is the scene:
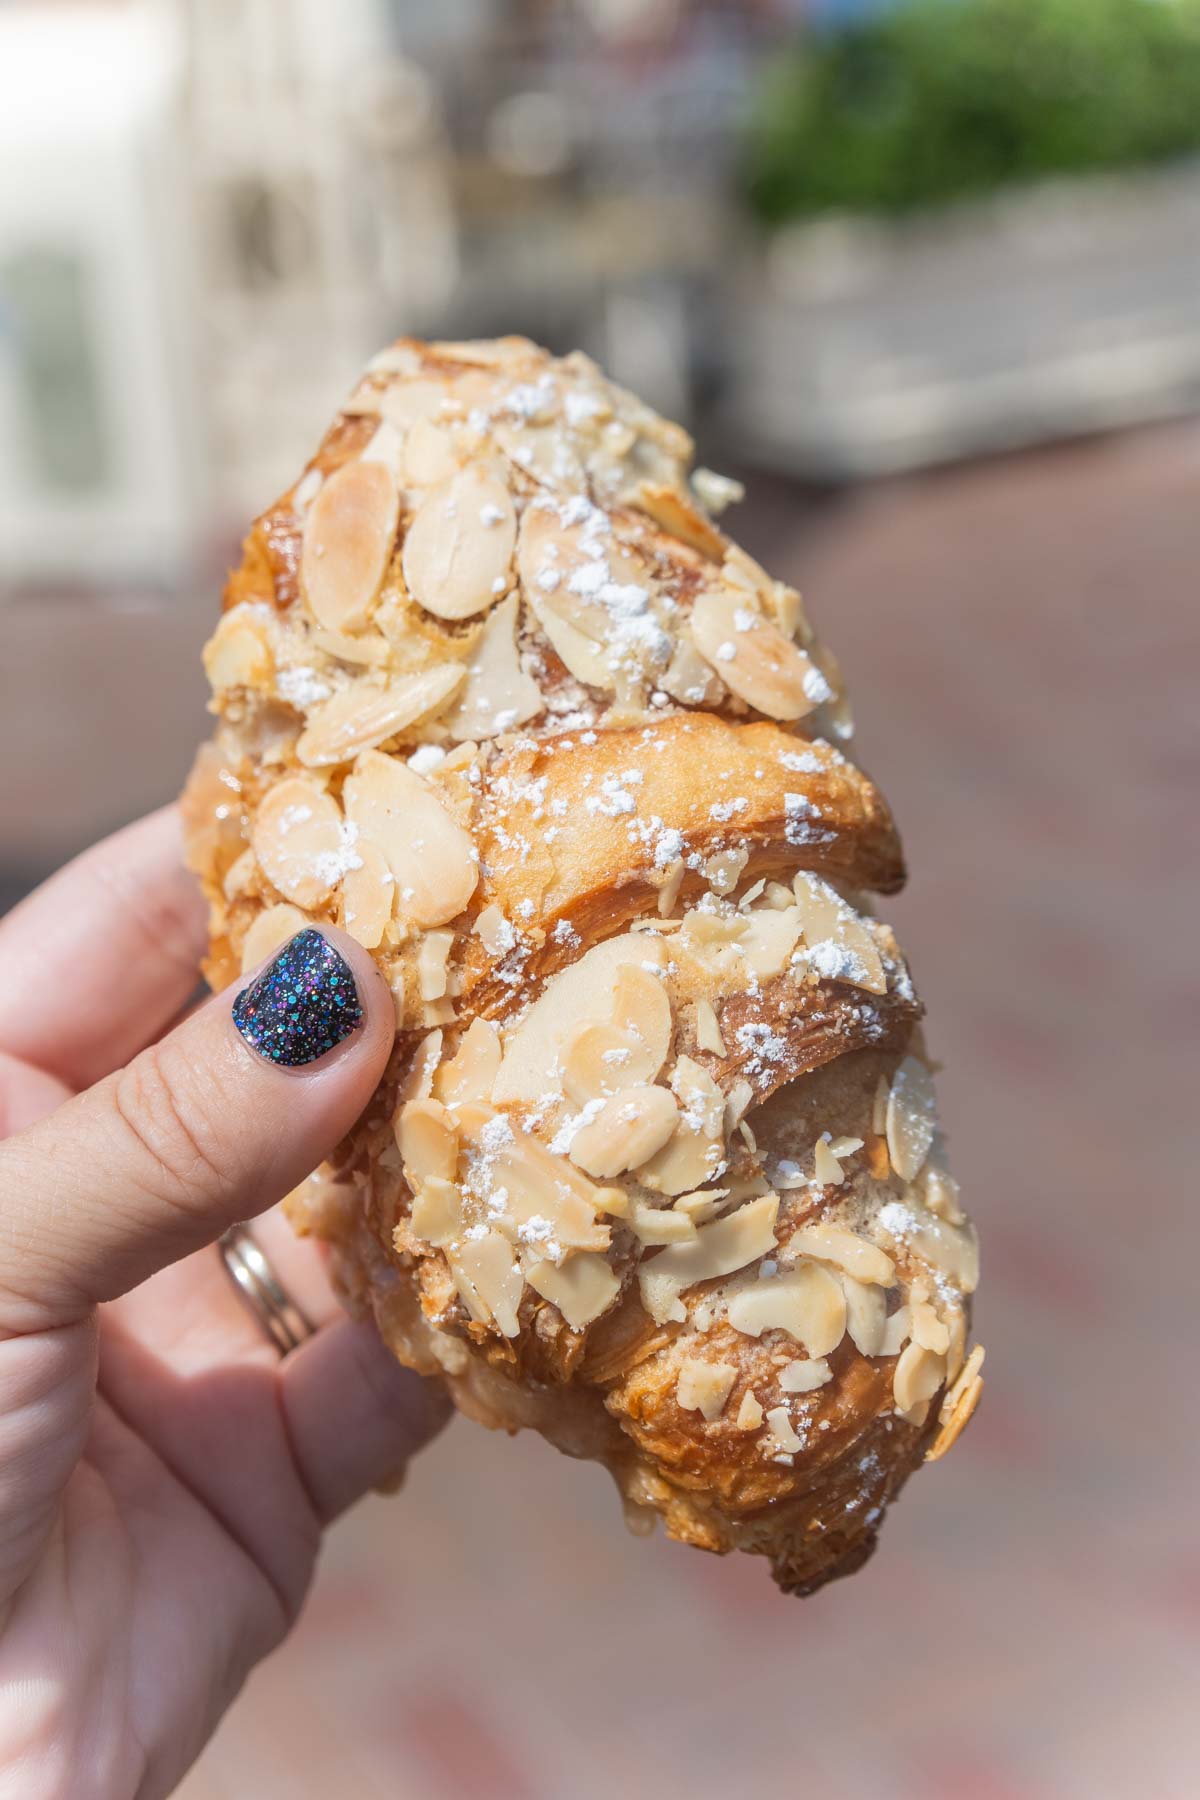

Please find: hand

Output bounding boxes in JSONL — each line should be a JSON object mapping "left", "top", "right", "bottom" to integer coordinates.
{"left": 0, "top": 809, "right": 447, "bottom": 1799}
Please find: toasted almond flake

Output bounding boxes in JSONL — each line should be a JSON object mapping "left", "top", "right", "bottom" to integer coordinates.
{"left": 455, "top": 1103, "right": 612, "bottom": 1253}
{"left": 251, "top": 780, "right": 347, "bottom": 908}
{"left": 396, "top": 1097, "right": 459, "bottom": 1187}
{"left": 636, "top": 481, "right": 726, "bottom": 559}
{"left": 629, "top": 1203, "right": 699, "bottom": 1246}
{"left": 792, "top": 871, "right": 886, "bottom": 995}
{"left": 403, "top": 416, "right": 458, "bottom": 487}
{"left": 222, "top": 848, "right": 257, "bottom": 904}
{"left": 661, "top": 635, "right": 723, "bottom": 708}
{"left": 735, "top": 1389, "right": 764, "bottom": 1431}
{"left": 569, "top": 1085, "right": 680, "bottom": 1180}
{"left": 690, "top": 590, "right": 821, "bottom": 722}
{"left": 886, "top": 1055, "right": 938, "bottom": 1183}
{"left": 871, "top": 1075, "right": 890, "bottom": 1137}
{"left": 923, "top": 1163, "right": 966, "bottom": 1225}
{"left": 893, "top": 1339, "right": 948, "bottom": 1421}
{"left": 906, "top": 1212, "right": 980, "bottom": 1295}
{"left": 343, "top": 750, "right": 478, "bottom": 929}
{"left": 403, "top": 462, "right": 516, "bottom": 621}
{"left": 613, "top": 963, "right": 673, "bottom": 1072}
{"left": 203, "top": 611, "right": 272, "bottom": 691}
{"left": 657, "top": 855, "right": 687, "bottom": 916}
{"left": 493, "top": 933, "right": 666, "bottom": 1105}
{"left": 911, "top": 1298, "right": 951, "bottom": 1355}
{"left": 239, "top": 903, "right": 309, "bottom": 972}
{"left": 691, "top": 467, "right": 745, "bottom": 515}
{"left": 879, "top": 1305, "right": 911, "bottom": 1357}
{"left": 789, "top": 1223, "right": 896, "bottom": 1287}
{"left": 813, "top": 1138, "right": 846, "bottom": 1186}
{"left": 703, "top": 848, "right": 748, "bottom": 898}
{"left": 297, "top": 665, "right": 464, "bottom": 767}
{"left": 474, "top": 903, "right": 516, "bottom": 959}
{"left": 516, "top": 501, "right": 655, "bottom": 694}
{"left": 377, "top": 377, "right": 450, "bottom": 432}
{"left": 418, "top": 929, "right": 455, "bottom": 1001}
{"left": 362, "top": 419, "right": 405, "bottom": 479}
{"left": 524, "top": 1252, "right": 620, "bottom": 1330}
{"left": 672, "top": 1187, "right": 730, "bottom": 1224}
{"left": 561, "top": 1025, "right": 641, "bottom": 1104}
{"left": 401, "top": 1030, "right": 443, "bottom": 1102}
{"left": 926, "top": 1345, "right": 985, "bottom": 1463}
{"left": 829, "top": 1136, "right": 864, "bottom": 1159}
{"left": 676, "top": 1358, "right": 737, "bottom": 1422}
{"left": 452, "top": 1231, "right": 523, "bottom": 1337}
{"left": 839, "top": 1273, "right": 887, "bottom": 1357}
{"left": 765, "top": 1406, "right": 803, "bottom": 1454}
{"left": 301, "top": 459, "right": 400, "bottom": 633}
{"left": 341, "top": 838, "right": 394, "bottom": 948}
{"left": 311, "top": 627, "right": 391, "bottom": 667}
{"left": 445, "top": 596, "right": 543, "bottom": 740}
{"left": 638, "top": 1055, "right": 726, "bottom": 1196}
{"left": 409, "top": 1176, "right": 462, "bottom": 1248}
{"left": 435, "top": 1018, "right": 502, "bottom": 1105}
{"left": 738, "top": 904, "right": 803, "bottom": 979}
{"left": 727, "top": 1258, "right": 846, "bottom": 1357}
{"left": 638, "top": 1193, "right": 779, "bottom": 1325}
{"left": 779, "top": 1358, "right": 832, "bottom": 1394}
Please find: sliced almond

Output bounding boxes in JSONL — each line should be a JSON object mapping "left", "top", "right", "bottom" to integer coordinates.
{"left": 474, "top": 903, "right": 516, "bottom": 959}
{"left": 912, "top": 1298, "right": 951, "bottom": 1356}
{"left": 203, "top": 609, "right": 272, "bottom": 691}
{"left": 378, "top": 378, "right": 451, "bottom": 433}
{"left": 403, "top": 416, "right": 458, "bottom": 487}
{"left": 452, "top": 1231, "right": 523, "bottom": 1337}
{"left": 418, "top": 929, "right": 455, "bottom": 1002}
{"left": 813, "top": 1138, "right": 846, "bottom": 1186}
{"left": 926, "top": 1344, "right": 985, "bottom": 1463}
{"left": 871, "top": 1075, "right": 890, "bottom": 1137}
{"left": 311, "top": 627, "right": 391, "bottom": 668}
{"left": 638, "top": 1192, "right": 779, "bottom": 1325}
{"left": 613, "top": 964, "right": 673, "bottom": 1070}
{"left": 660, "top": 635, "right": 723, "bottom": 708}
{"left": 788, "top": 1224, "right": 896, "bottom": 1288}
{"left": 251, "top": 780, "right": 347, "bottom": 908}
{"left": 435, "top": 1018, "right": 502, "bottom": 1105}
{"left": 693, "top": 998, "right": 726, "bottom": 1057}
{"left": 675, "top": 1358, "right": 737, "bottom": 1423}
{"left": 343, "top": 750, "right": 478, "bottom": 929}
{"left": 738, "top": 905, "right": 803, "bottom": 980}
{"left": 301, "top": 458, "right": 400, "bottom": 633}
{"left": 403, "top": 462, "right": 516, "bottom": 621}
{"left": 886, "top": 1055, "right": 938, "bottom": 1183}
{"left": 516, "top": 501, "right": 654, "bottom": 693}
{"left": 445, "top": 596, "right": 543, "bottom": 740}
{"left": 396, "top": 1097, "right": 459, "bottom": 1187}
{"left": 296, "top": 665, "right": 464, "bottom": 767}
{"left": 569, "top": 1085, "right": 679, "bottom": 1180}
{"left": 401, "top": 1030, "right": 443, "bottom": 1102}
{"left": 240, "top": 903, "right": 309, "bottom": 973}
{"left": 524, "top": 1252, "right": 620, "bottom": 1331}
{"left": 893, "top": 1340, "right": 948, "bottom": 1422}
{"left": 561, "top": 1024, "right": 647, "bottom": 1105}
{"left": 792, "top": 872, "right": 886, "bottom": 995}
{"left": 456, "top": 1104, "right": 612, "bottom": 1254}
{"left": 779, "top": 1358, "right": 832, "bottom": 1394}
{"left": 735, "top": 1390, "right": 764, "bottom": 1431}
{"left": 689, "top": 590, "right": 822, "bottom": 722}
{"left": 341, "top": 839, "right": 393, "bottom": 949}
{"left": 726, "top": 1259, "right": 846, "bottom": 1357}
{"left": 765, "top": 1406, "right": 803, "bottom": 1455}
{"left": 493, "top": 933, "right": 666, "bottom": 1105}
{"left": 629, "top": 1203, "right": 698, "bottom": 1247}
{"left": 637, "top": 1056, "right": 726, "bottom": 1197}
{"left": 905, "top": 1213, "right": 980, "bottom": 1295}
{"left": 879, "top": 1305, "right": 912, "bottom": 1357}
{"left": 840, "top": 1273, "right": 887, "bottom": 1357}
{"left": 409, "top": 1177, "right": 462, "bottom": 1248}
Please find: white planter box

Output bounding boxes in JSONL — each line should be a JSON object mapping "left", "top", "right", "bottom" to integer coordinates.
{"left": 726, "top": 163, "right": 1200, "bottom": 477}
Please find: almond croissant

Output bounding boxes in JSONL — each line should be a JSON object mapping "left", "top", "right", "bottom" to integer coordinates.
{"left": 183, "top": 336, "right": 983, "bottom": 1595}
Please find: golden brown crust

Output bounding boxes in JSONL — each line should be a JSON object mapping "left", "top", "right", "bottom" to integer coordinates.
{"left": 184, "top": 335, "right": 983, "bottom": 1595}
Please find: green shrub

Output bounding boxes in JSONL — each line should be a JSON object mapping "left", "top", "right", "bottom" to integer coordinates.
{"left": 745, "top": 0, "right": 1200, "bottom": 222}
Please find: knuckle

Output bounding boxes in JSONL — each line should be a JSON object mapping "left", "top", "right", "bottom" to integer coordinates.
{"left": 110, "top": 1042, "right": 232, "bottom": 1206}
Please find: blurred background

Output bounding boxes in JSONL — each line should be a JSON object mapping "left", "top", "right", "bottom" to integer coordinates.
{"left": 1, "top": 1, "right": 1196, "bottom": 1795}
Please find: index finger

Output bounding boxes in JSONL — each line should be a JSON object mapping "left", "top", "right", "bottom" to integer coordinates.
{"left": 0, "top": 807, "right": 208, "bottom": 1090}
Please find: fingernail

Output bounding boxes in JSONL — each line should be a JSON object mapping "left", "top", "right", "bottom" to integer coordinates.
{"left": 232, "top": 929, "right": 363, "bottom": 1068}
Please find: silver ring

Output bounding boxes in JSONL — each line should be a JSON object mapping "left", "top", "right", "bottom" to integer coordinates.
{"left": 218, "top": 1224, "right": 316, "bottom": 1356}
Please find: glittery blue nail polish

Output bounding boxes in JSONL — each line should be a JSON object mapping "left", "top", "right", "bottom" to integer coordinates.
{"left": 232, "top": 929, "right": 363, "bottom": 1068}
